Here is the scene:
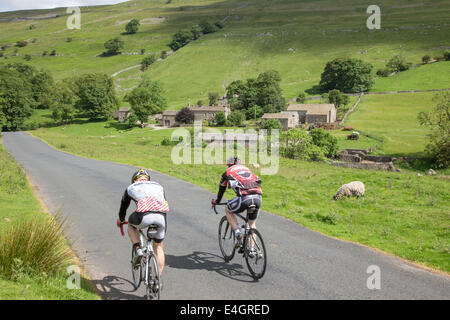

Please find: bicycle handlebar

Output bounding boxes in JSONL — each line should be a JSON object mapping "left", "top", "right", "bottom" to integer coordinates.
{"left": 117, "top": 219, "right": 128, "bottom": 236}
{"left": 212, "top": 202, "right": 227, "bottom": 215}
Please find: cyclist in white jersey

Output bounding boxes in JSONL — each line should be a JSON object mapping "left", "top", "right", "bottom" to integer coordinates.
{"left": 117, "top": 168, "right": 169, "bottom": 275}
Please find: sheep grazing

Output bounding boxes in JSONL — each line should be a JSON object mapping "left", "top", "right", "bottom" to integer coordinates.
{"left": 333, "top": 181, "right": 365, "bottom": 201}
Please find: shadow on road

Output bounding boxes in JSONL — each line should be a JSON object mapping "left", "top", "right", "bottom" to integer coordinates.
{"left": 166, "top": 251, "right": 257, "bottom": 283}
{"left": 91, "top": 275, "right": 144, "bottom": 300}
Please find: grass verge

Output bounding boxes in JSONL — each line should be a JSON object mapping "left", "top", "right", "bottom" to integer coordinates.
{"left": 0, "top": 137, "right": 99, "bottom": 300}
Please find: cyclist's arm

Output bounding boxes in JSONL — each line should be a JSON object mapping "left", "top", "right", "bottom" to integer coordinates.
{"left": 216, "top": 172, "right": 228, "bottom": 203}
{"left": 118, "top": 190, "right": 131, "bottom": 222}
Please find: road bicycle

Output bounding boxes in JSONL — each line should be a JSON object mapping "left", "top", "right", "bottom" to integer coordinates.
{"left": 213, "top": 202, "right": 267, "bottom": 280}
{"left": 117, "top": 220, "right": 161, "bottom": 300}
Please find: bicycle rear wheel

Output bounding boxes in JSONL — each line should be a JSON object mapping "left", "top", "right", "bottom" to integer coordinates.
{"left": 244, "top": 228, "right": 267, "bottom": 280}
{"left": 145, "top": 252, "right": 161, "bottom": 300}
{"left": 131, "top": 245, "right": 142, "bottom": 290}
{"left": 218, "top": 216, "right": 236, "bottom": 262}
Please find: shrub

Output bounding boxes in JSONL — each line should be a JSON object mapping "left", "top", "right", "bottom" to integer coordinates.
{"left": 280, "top": 128, "right": 327, "bottom": 161}
{"left": 66, "top": 37, "right": 72, "bottom": 42}
{"left": 444, "top": 50, "right": 450, "bottom": 61}
{"left": 214, "top": 21, "right": 225, "bottom": 29}
{"left": 434, "top": 55, "right": 445, "bottom": 62}
{"left": 175, "top": 107, "right": 194, "bottom": 124}
{"left": 168, "top": 30, "right": 192, "bottom": 51}
{"left": 376, "top": 68, "right": 392, "bottom": 77}
{"left": 228, "top": 110, "right": 246, "bottom": 126}
{"left": 0, "top": 215, "right": 73, "bottom": 278}
{"left": 261, "top": 118, "right": 282, "bottom": 134}
{"left": 296, "top": 92, "right": 307, "bottom": 103}
{"left": 422, "top": 55, "right": 431, "bottom": 64}
{"left": 24, "top": 54, "right": 31, "bottom": 61}
{"left": 214, "top": 111, "right": 226, "bottom": 126}
{"left": 50, "top": 49, "right": 57, "bottom": 56}
{"left": 309, "top": 128, "right": 339, "bottom": 158}
{"left": 386, "top": 55, "right": 412, "bottom": 72}
{"left": 141, "top": 54, "right": 157, "bottom": 71}
{"left": 208, "top": 92, "right": 219, "bottom": 106}
{"left": 140, "top": 48, "right": 146, "bottom": 55}
{"left": 16, "top": 40, "right": 28, "bottom": 47}
{"left": 199, "top": 20, "right": 218, "bottom": 34}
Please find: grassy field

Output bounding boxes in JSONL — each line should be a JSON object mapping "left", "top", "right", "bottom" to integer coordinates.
{"left": 371, "top": 61, "right": 450, "bottom": 92}
{"left": 344, "top": 91, "right": 439, "bottom": 157}
{"left": 0, "top": 138, "right": 99, "bottom": 300}
{"left": 30, "top": 121, "right": 450, "bottom": 272}
{"left": 0, "top": 0, "right": 449, "bottom": 107}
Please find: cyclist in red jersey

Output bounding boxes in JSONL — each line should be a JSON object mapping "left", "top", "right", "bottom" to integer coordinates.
{"left": 212, "top": 156, "right": 262, "bottom": 245}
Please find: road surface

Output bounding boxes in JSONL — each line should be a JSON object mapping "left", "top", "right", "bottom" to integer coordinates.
{"left": 2, "top": 132, "right": 449, "bottom": 300}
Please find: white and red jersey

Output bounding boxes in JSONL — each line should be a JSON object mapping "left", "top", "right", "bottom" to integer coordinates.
{"left": 119, "top": 181, "right": 169, "bottom": 221}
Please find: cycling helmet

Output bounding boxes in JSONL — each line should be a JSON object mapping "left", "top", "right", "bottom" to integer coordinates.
{"left": 131, "top": 168, "right": 151, "bottom": 183}
{"left": 226, "top": 156, "right": 242, "bottom": 167}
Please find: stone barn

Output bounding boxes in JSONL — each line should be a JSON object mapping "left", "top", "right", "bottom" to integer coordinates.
{"left": 287, "top": 104, "right": 337, "bottom": 124}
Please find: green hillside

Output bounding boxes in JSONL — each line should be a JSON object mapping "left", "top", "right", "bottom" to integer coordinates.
{"left": 1, "top": 0, "right": 449, "bottom": 108}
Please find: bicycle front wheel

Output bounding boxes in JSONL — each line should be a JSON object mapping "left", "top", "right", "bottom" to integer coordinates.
{"left": 244, "top": 228, "right": 267, "bottom": 280}
{"left": 218, "top": 216, "right": 236, "bottom": 262}
{"left": 145, "top": 252, "right": 161, "bottom": 300}
{"left": 131, "top": 245, "right": 142, "bottom": 290}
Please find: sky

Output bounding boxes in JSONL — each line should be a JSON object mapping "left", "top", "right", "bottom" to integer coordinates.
{"left": 0, "top": 0, "right": 130, "bottom": 13}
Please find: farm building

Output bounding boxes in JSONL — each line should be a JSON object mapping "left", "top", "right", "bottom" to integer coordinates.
{"left": 189, "top": 106, "right": 230, "bottom": 122}
{"left": 161, "top": 110, "right": 178, "bottom": 127}
{"left": 113, "top": 107, "right": 132, "bottom": 123}
{"left": 287, "top": 104, "right": 337, "bottom": 124}
{"left": 261, "top": 113, "right": 295, "bottom": 131}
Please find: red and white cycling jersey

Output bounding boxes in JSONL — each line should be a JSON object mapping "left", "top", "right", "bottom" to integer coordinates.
{"left": 127, "top": 181, "right": 169, "bottom": 214}
{"left": 220, "top": 164, "right": 262, "bottom": 197}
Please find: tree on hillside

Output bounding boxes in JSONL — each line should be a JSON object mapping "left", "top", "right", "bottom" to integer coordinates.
{"left": 418, "top": 92, "right": 450, "bottom": 168}
{"left": 190, "top": 24, "right": 202, "bottom": 40}
{"left": 74, "top": 73, "right": 119, "bottom": 120}
{"left": 226, "top": 70, "right": 286, "bottom": 115}
{"left": 320, "top": 58, "right": 374, "bottom": 93}
{"left": 208, "top": 92, "right": 219, "bottom": 106}
{"left": 168, "top": 31, "right": 192, "bottom": 51}
{"left": 103, "top": 37, "right": 124, "bottom": 56}
{"left": 296, "top": 92, "right": 307, "bottom": 103}
{"left": 141, "top": 54, "right": 157, "bottom": 71}
{"left": 199, "top": 20, "right": 218, "bottom": 34}
{"left": 125, "top": 19, "right": 140, "bottom": 34}
{"left": 0, "top": 67, "right": 34, "bottom": 130}
{"left": 124, "top": 77, "right": 167, "bottom": 126}
{"left": 175, "top": 107, "right": 194, "bottom": 124}
{"left": 386, "top": 55, "right": 412, "bottom": 72}
{"left": 322, "top": 89, "right": 349, "bottom": 109}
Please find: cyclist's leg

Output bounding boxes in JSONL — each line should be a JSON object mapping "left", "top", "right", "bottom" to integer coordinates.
{"left": 153, "top": 241, "right": 164, "bottom": 275}
{"left": 128, "top": 211, "right": 144, "bottom": 246}
{"left": 225, "top": 197, "right": 241, "bottom": 231}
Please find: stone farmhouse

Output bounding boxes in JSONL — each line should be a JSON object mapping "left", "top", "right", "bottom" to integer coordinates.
{"left": 287, "top": 104, "right": 337, "bottom": 124}
{"left": 113, "top": 107, "right": 132, "bottom": 123}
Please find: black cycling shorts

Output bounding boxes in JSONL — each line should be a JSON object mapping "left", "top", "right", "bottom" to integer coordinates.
{"left": 227, "top": 194, "right": 262, "bottom": 221}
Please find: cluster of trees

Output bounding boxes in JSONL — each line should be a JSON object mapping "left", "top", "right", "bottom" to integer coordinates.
{"left": 169, "top": 20, "right": 224, "bottom": 51}
{"left": 124, "top": 76, "right": 167, "bottom": 127}
{"left": 226, "top": 70, "right": 286, "bottom": 120}
{"left": 0, "top": 63, "right": 54, "bottom": 130}
{"left": 280, "top": 128, "right": 338, "bottom": 162}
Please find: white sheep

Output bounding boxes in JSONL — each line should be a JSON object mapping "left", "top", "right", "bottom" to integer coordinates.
{"left": 333, "top": 181, "right": 365, "bottom": 201}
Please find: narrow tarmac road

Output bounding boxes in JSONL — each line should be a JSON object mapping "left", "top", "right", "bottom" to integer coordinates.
{"left": 2, "top": 132, "right": 449, "bottom": 300}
